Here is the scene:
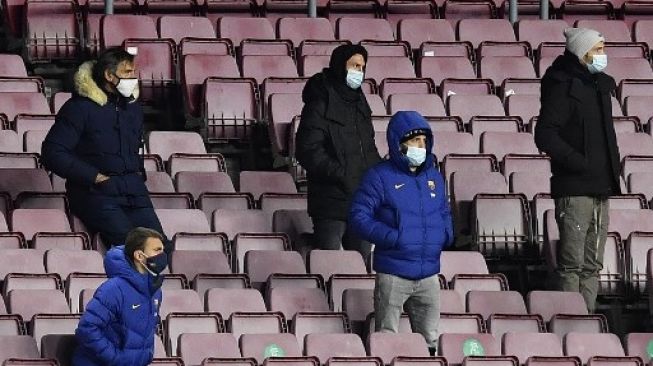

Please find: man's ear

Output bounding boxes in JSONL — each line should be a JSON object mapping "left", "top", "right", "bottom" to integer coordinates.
{"left": 104, "top": 69, "right": 115, "bottom": 84}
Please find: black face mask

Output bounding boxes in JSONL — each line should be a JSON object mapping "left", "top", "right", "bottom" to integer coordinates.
{"left": 139, "top": 252, "right": 168, "bottom": 276}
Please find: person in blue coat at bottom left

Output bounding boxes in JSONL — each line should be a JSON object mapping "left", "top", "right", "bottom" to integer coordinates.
{"left": 73, "top": 227, "right": 167, "bottom": 366}
{"left": 349, "top": 111, "right": 454, "bottom": 355}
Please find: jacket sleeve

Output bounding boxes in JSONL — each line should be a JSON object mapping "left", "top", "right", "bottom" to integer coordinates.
{"left": 349, "top": 168, "right": 399, "bottom": 250}
{"left": 534, "top": 80, "right": 587, "bottom": 173}
{"left": 75, "top": 282, "right": 126, "bottom": 365}
{"left": 437, "top": 172, "right": 454, "bottom": 248}
{"left": 41, "top": 105, "right": 99, "bottom": 186}
{"left": 296, "top": 102, "right": 346, "bottom": 184}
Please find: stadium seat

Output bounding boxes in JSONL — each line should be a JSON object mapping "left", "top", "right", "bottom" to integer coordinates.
{"left": 25, "top": 0, "right": 80, "bottom": 63}
{"left": 213, "top": 209, "right": 272, "bottom": 239}
{"left": 160, "top": 289, "right": 203, "bottom": 318}
{"left": 458, "top": 19, "right": 517, "bottom": 48}
{"left": 157, "top": 16, "right": 215, "bottom": 45}
{"left": 626, "top": 232, "right": 653, "bottom": 295}
{"left": 229, "top": 312, "right": 286, "bottom": 339}
{"left": 606, "top": 58, "right": 653, "bottom": 84}
{"left": 488, "top": 314, "right": 545, "bottom": 337}
{"left": 305, "top": 333, "right": 366, "bottom": 362}
{"left": 517, "top": 20, "right": 567, "bottom": 49}
{"left": 387, "top": 94, "right": 446, "bottom": 116}
{"left": 217, "top": 18, "right": 276, "bottom": 48}
{"left": 206, "top": 288, "right": 266, "bottom": 316}
{"left": 45, "top": 250, "right": 103, "bottom": 278}
{"left": 503, "top": 332, "right": 563, "bottom": 364}
{"left": 268, "top": 93, "right": 304, "bottom": 155}
{"left": 0, "top": 131, "right": 21, "bottom": 153}
{"left": 0, "top": 93, "right": 50, "bottom": 122}
{"left": 616, "top": 133, "right": 653, "bottom": 157}
{"left": 336, "top": 18, "right": 394, "bottom": 43}
{"left": 182, "top": 54, "right": 240, "bottom": 117}
{"left": 204, "top": 78, "right": 259, "bottom": 142}
{"left": 481, "top": 132, "right": 539, "bottom": 159}
{"left": 269, "top": 287, "right": 330, "bottom": 319}
{"left": 245, "top": 250, "right": 306, "bottom": 286}
{"left": 564, "top": 333, "right": 624, "bottom": 364}
{"left": 241, "top": 333, "right": 303, "bottom": 363}
{"left": 178, "top": 333, "right": 240, "bottom": 365}
{"left": 466, "top": 290, "right": 527, "bottom": 319}
{"left": 277, "top": 17, "right": 335, "bottom": 46}
{"left": 308, "top": 250, "right": 367, "bottom": 281}
{"left": 0, "top": 55, "right": 29, "bottom": 77}
{"left": 448, "top": 95, "right": 505, "bottom": 124}
{"left": 397, "top": 19, "right": 456, "bottom": 50}
{"left": 233, "top": 233, "right": 289, "bottom": 272}
{"left": 166, "top": 312, "right": 223, "bottom": 357}
{"left": 365, "top": 56, "right": 416, "bottom": 84}
{"left": 368, "top": 332, "right": 430, "bottom": 364}
{"left": 438, "top": 333, "right": 500, "bottom": 364}
{"left": 11, "top": 209, "right": 70, "bottom": 241}
{"left": 101, "top": 15, "right": 157, "bottom": 49}
{"left": 418, "top": 57, "right": 476, "bottom": 86}
{"left": 155, "top": 208, "right": 210, "bottom": 238}
{"left": 526, "top": 291, "right": 588, "bottom": 322}
{"left": 575, "top": 20, "right": 632, "bottom": 42}
{"left": 145, "top": 171, "right": 175, "bottom": 193}
{"left": 625, "top": 333, "right": 653, "bottom": 362}
{"left": 240, "top": 171, "right": 297, "bottom": 199}
{"left": 450, "top": 171, "right": 508, "bottom": 236}
{"left": 170, "top": 250, "right": 232, "bottom": 279}
{"left": 510, "top": 171, "right": 551, "bottom": 199}
{"left": 66, "top": 273, "right": 106, "bottom": 313}
{"left": 480, "top": 57, "right": 537, "bottom": 86}
{"left": 444, "top": 0, "right": 497, "bottom": 24}
{"left": 175, "top": 171, "right": 235, "bottom": 199}
{"left": 0, "top": 335, "right": 40, "bottom": 362}
{"left": 609, "top": 209, "right": 653, "bottom": 241}
{"left": 0, "top": 169, "right": 52, "bottom": 200}
{"left": 8, "top": 289, "right": 69, "bottom": 321}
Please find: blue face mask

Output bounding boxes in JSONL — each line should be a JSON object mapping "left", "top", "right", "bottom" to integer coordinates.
{"left": 405, "top": 146, "right": 427, "bottom": 167}
{"left": 346, "top": 69, "right": 364, "bottom": 89}
{"left": 587, "top": 54, "right": 607, "bottom": 74}
{"left": 140, "top": 252, "right": 168, "bottom": 277}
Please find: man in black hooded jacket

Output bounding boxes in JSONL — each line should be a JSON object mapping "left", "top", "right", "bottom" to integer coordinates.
{"left": 296, "top": 44, "right": 381, "bottom": 257}
{"left": 535, "top": 28, "right": 621, "bottom": 312}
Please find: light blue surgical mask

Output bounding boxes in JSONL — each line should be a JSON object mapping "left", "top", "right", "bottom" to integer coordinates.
{"left": 405, "top": 146, "right": 426, "bottom": 167}
{"left": 346, "top": 69, "right": 364, "bottom": 89}
{"left": 587, "top": 54, "right": 607, "bottom": 74}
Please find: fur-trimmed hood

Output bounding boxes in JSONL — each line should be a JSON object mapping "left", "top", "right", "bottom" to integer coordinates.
{"left": 74, "top": 61, "right": 139, "bottom": 106}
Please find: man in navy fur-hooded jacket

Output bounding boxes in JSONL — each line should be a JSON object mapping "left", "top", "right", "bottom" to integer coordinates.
{"left": 349, "top": 111, "right": 453, "bottom": 352}
{"left": 41, "top": 47, "right": 168, "bottom": 252}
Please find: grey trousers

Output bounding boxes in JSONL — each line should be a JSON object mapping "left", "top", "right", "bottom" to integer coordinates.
{"left": 554, "top": 196, "right": 609, "bottom": 312}
{"left": 374, "top": 273, "right": 440, "bottom": 348}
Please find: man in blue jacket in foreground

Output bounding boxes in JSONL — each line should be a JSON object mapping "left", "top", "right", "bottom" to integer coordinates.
{"left": 73, "top": 227, "right": 167, "bottom": 366}
{"left": 350, "top": 111, "right": 453, "bottom": 353}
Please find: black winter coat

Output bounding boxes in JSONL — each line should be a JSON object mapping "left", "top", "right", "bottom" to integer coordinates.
{"left": 296, "top": 71, "right": 381, "bottom": 220}
{"left": 41, "top": 61, "right": 152, "bottom": 209}
{"left": 535, "top": 51, "right": 621, "bottom": 198}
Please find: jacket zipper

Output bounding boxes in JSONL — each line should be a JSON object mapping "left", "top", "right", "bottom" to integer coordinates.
{"left": 415, "top": 176, "right": 426, "bottom": 276}
{"left": 353, "top": 117, "right": 367, "bottom": 162}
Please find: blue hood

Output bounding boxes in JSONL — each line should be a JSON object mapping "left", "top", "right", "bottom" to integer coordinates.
{"left": 387, "top": 111, "right": 434, "bottom": 174}
{"left": 104, "top": 246, "right": 151, "bottom": 295}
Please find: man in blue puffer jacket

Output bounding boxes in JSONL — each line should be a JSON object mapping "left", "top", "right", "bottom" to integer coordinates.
{"left": 73, "top": 227, "right": 167, "bottom": 366}
{"left": 350, "top": 111, "right": 453, "bottom": 353}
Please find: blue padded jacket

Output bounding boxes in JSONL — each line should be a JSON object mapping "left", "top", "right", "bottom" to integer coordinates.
{"left": 73, "top": 246, "right": 162, "bottom": 366}
{"left": 349, "top": 111, "right": 454, "bottom": 280}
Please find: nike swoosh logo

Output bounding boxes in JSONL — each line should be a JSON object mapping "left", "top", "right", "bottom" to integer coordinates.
{"left": 394, "top": 184, "right": 405, "bottom": 189}
{"left": 132, "top": 304, "right": 141, "bottom": 310}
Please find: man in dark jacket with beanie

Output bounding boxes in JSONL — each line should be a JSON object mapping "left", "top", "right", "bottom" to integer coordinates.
{"left": 350, "top": 111, "right": 453, "bottom": 353}
{"left": 296, "top": 44, "right": 381, "bottom": 257}
{"left": 73, "top": 227, "right": 167, "bottom": 366}
{"left": 41, "top": 47, "right": 168, "bottom": 253}
{"left": 535, "top": 28, "right": 621, "bottom": 312}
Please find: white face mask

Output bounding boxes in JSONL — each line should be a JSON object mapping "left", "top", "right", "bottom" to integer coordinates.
{"left": 115, "top": 77, "right": 138, "bottom": 98}
{"left": 587, "top": 54, "right": 607, "bottom": 74}
{"left": 405, "top": 146, "right": 427, "bottom": 167}
{"left": 346, "top": 69, "right": 364, "bottom": 89}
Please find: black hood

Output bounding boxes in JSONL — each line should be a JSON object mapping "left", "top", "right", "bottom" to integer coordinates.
{"left": 327, "top": 44, "right": 368, "bottom": 84}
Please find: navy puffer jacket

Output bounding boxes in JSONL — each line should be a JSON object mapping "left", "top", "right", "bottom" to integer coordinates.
{"left": 349, "top": 111, "right": 454, "bottom": 280}
{"left": 73, "top": 246, "right": 162, "bottom": 366}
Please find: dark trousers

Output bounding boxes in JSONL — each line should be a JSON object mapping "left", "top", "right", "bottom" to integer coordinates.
{"left": 312, "top": 218, "right": 371, "bottom": 259}
{"left": 72, "top": 197, "right": 168, "bottom": 252}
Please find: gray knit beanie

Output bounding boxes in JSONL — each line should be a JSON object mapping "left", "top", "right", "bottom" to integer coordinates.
{"left": 564, "top": 28, "right": 605, "bottom": 59}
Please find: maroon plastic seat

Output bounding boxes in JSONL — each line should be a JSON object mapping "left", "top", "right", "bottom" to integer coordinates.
{"left": 11, "top": 209, "right": 70, "bottom": 240}
{"left": 625, "top": 333, "right": 653, "bottom": 362}
{"left": 241, "top": 333, "right": 302, "bottom": 363}
{"left": 364, "top": 56, "right": 417, "bottom": 84}
{"left": 14, "top": 115, "right": 54, "bottom": 140}
{"left": 564, "top": 333, "right": 624, "bottom": 365}
{"left": 369, "top": 332, "right": 430, "bottom": 364}
{"left": 387, "top": 94, "right": 446, "bottom": 117}
{"left": 203, "top": 78, "right": 259, "bottom": 142}
{"left": 575, "top": 20, "right": 632, "bottom": 42}
{"left": 0, "top": 131, "right": 21, "bottom": 153}
{"left": 466, "top": 290, "right": 527, "bottom": 319}
{"left": 305, "top": 333, "right": 366, "bottom": 362}
{"left": 8, "top": 289, "right": 70, "bottom": 320}
{"left": 626, "top": 232, "right": 653, "bottom": 295}
{"left": 144, "top": 171, "right": 175, "bottom": 193}
{"left": 0, "top": 55, "right": 29, "bottom": 77}
{"left": 155, "top": 208, "right": 210, "bottom": 238}
{"left": 451, "top": 171, "right": 508, "bottom": 236}
{"left": 510, "top": 171, "right": 551, "bottom": 199}
{"left": 292, "top": 312, "right": 349, "bottom": 347}
{"left": 269, "top": 287, "right": 329, "bottom": 319}
{"left": 503, "top": 332, "right": 563, "bottom": 364}
{"left": 506, "top": 95, "right": 540, "bottom": 125}
{"left": 217, "top": 18, "right": 275, "bottom": 48}
{"left": 627, "top": 172, "right": 653, "bottom": 200}
{"left": 473, "top": 193, "right": 532, "bottom": 258}
{"left": 560, "top": 1, "right": 613, "bottom": 25}
{"left": 244, "top": 250, "right": 306, "bottom": 284}
{"left": 0, "top": 93, "right": 50, "bottom": 121}
{"left": 66, "top": 273, "right": 106, "bottom": 313}
{"left": 175, "top": 171, "right": 235, "bottom": 199}
{"left": 606, "top": 58, "right": 653, "bottom": 84}
{"left": 517, "top": 20, "right": 567, "bottom": 49}
{"left": 609, "top": 209, "right": 653, "bottom": 241}
{"left": 25, "top": 0, "right": 80, "bottom": 63}
{"left": 160, "top": 289, "right": 203, "bottom": 319}
{"left": 178, "top": 333, "right": 239, "bottom": 365}
{"left": 336, "top": 18, "right": 394, "bottom": 44}
{"left": 440, "top": 251, "right": 489, "bottom": 282}
{"left": 277, "top": 17, "right": 335, "bottom": 46}
{"left": 0, "top": 169, "right": 52, "bottom": 200}
{"left": 526, "top": 291, "right": 588, "bottom": 322}
{"left": 308, "top": 250, "right": 367, "bottom": 281}
{"left": 23, "top": 130, "right": 48, "bottom": 154}
{"left": 458, "top": 19, "right": 517, "bottom": 48}
{"left": 448, "top": 95, "right": 505, "bottom": 124}
{"left": 433, "top": 132, "right": 477, "bottom": 159}
{"left": 206, "top": 288, "right": 266, "bottom": 317}
{"left": 182, "top": 54, "right": 240, "bottom": 117}
{"left": 269, "top": 93, "right": 304, "bottom": 155}
{"left": 397, "top": 19, "right": 455, "bottom": 50}
{"left": 444, "top": 0, "right": 496, "bottom": 23}
{"left": 616, "top": 133, "right": 653, "bottom": 157}
{"left": 439, "top": 333, "right": 500, "bottom": 365}
{"left": 481, "top": 132, "right": 539, "bottom": 159}
{"left": 124, "top": 38, "right": 176, "bottom": 106}
{"left": 229, "top": 312, "right": 286, "bottom": 339}
{"left": 166, "top": 312, "right": 223, "bottom": 357}
{"left": 417, "top": 57, "right": 475, "bottom": 86}
{"left": 213, "top": 209, "right": 272, "bottom": 239}
{"left": 170, "top": 250, "right": 231, "bottom": 279}
{"left": 0, "top": 335, "right": 40, "bottom": 362}
{"left": 101, "top": 15, "right": 157, "bottom": 48}
{"left": 148, "top": 131, "right": 207, "bottom": 162}
{"left": 158, "top": 16, "right": 215, "bottom": 45}
{"left": 45, "top": 250, "right": 103, "bottom": 278}
{"left": 479, "top": 57, "right": 537, "bottom": 86}
{"left": 240, "top": 171, "right": 297, "bottom": 199}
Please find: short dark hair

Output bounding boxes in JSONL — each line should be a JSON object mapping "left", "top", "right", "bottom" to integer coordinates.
{"left": 124, "top": 227, "right": 164, "bottom": 264}
{"left": 92, "top": 47, "right": 135, "bottom": 87}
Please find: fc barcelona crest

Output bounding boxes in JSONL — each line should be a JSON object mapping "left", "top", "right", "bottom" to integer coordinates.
{"left": 427, "top": 180, "right": 436, "bottom": 191}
